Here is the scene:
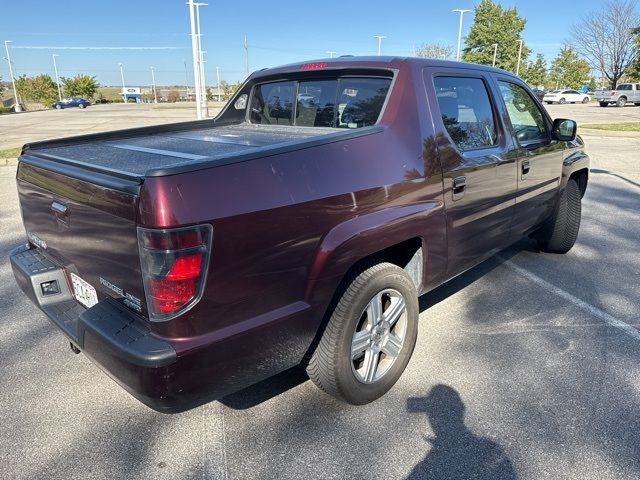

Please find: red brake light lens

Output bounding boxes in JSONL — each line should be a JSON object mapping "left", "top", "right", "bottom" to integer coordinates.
{"left": 138, "top": 225, "right": 212, "bottom": 321}
{"left": 301, "top": 62, "right": 328, "bottom": 70}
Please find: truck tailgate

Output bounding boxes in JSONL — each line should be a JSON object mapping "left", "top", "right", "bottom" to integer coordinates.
{"left": 16, "top": 161, "right": 146, "bottom": 316}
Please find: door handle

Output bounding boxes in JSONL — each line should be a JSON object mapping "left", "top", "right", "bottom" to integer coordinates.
{"left": 452, "top": 176, "right": 466, "bottom": 200}
{"left": 51, "top": 201, "right": 70, "bottom": 225}
{"left": 522, "top": 160, "right": 531, "bottom": 175}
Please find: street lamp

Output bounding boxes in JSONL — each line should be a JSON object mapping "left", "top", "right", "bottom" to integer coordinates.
{"left": 326, "top": 50, "right": 336, "bottom": 58}
{"left": 492, "top": 43, "right": 498, "bottom": 67}
{"left": 194, "top": 2, "right": 208, "bottom": 117}
{"left": 118, "top": 63, "right": 126, "bottom": 102}
{"left": 52, "top": 54, "right": 62, "bottom": 101}
{"left": 150, "top": 66, "right": 158, "bottom": 103}
{"left": 452, "top": 9, "right": 471, "bottom": 61}
{"left": 187, "top": 0, "right": 203, "bottom": 119}
{"left": 4, "top": 40, "right": 22, "bottom": 112}
{"left": 515, "top": 39, "right": 523, "bottom": 76}
{"left": 373, "top": 35, "right": 386, "bottom": 56}
{"left": 216, "top": 66, "right": 221, "bottom": 102}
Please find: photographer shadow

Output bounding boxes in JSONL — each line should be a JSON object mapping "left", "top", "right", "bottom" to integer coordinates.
{"left": 407, "top": 384, "right": 516, "bottom": 480}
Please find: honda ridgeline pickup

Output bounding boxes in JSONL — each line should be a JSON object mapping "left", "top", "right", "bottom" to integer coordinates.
{"left": 10, "top": 57, "right": 589, "bottom": 411}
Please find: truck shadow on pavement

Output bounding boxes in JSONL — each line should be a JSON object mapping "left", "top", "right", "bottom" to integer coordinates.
{"left": 406, "top": 384, "right": 516, "bottom": 480}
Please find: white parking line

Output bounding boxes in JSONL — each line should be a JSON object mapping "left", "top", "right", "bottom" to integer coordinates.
{"left": 501, "top": 258, "right": 640, "bottom": 341}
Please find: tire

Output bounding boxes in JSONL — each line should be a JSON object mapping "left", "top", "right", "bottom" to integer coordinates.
{"left": 306, "top": 262, "right": 419, "bottom": 405}
{"left": 55, "top": 104, "right": 61, "bottom": 109}
{"left": 599, "top": 102, "right": 608, "bottom": 107}
{"left": 616, "top": 96, "right": 627, "bottom": 107}
{"left": 536, "top": 179, "right": 581, "bottom": 254}
{"left": 546, "top": 101, "right": 552, "bottom": 105}
{"left": 559, "top": 97, "right": 566, "bottom": 104}
{"left": 79, "top": 104, "right": 85, "bottom": 109}
{"left": 582, "top": 97, "right": 589, "bottom": 103}
{"left": 634, "top": 103, "right": 640, "bottom": 106}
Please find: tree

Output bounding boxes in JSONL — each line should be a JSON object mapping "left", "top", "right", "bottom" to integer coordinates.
{"left": 61, "top": 74, "right": 99, "bottom": 99}
{"left": 630, "top": 27, "right": 640, "bottom": 79}
{"left": 15, "top": 74, "right": 58, "bottom": 107}
{"left": 548, "top": 46, "right": 591, "bottom": 89}
{"left": 219, "top": 80, "right": 242, "bottom": 100}
{"left": 415, "top": 43, "right": 454, "bottom": 60}
{"left": 462, "top": 0, "right": 530, "bottom": 73}
{"left": 522, "top": 53, "right": 547, "bottom": 87}
{"left": 0, "top": 75, "right": 5, "bottom": 96}
{"left": 570, "top": 0, "right": 639, "bottom": 88}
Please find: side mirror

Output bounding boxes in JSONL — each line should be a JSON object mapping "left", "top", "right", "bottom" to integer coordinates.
{"left": 552, "top": 118, "right": 577, "bottom": 142}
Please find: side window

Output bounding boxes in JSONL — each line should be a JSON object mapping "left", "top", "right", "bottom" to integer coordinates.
{"left": 498, "top": 81, "right": 548, "bottom": 145}
{"left": 250, "top": 81, "right": 295, "bottom": 125}
{"left": 433, "top": 76, "right": 498, "bottom": 151}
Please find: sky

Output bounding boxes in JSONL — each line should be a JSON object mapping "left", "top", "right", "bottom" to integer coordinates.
{"left": 0, "top": 0, "right": 610, "bottom": 88}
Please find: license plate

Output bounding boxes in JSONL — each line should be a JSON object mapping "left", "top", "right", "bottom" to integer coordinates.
{"left": 70, "top": 272, "right": 98, "bottom": 309}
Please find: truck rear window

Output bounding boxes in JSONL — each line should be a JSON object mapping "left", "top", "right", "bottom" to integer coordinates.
{"left": 250, "top": 77, "right": 391, "bottom": 128}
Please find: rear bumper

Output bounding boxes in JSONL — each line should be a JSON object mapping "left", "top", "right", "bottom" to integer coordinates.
{"left": 10, "top": 244, "right": 182, "bottom": 411}
{"left": 10, "top": 244, "right": 316, "bottom": 412}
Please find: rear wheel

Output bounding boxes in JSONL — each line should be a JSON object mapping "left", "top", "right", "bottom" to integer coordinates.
{"left": 559, "top": 97, "right": 566, "bottom": 104}
{"left": 55, "top": 104, "right": 61, "bottom": 109}
{"left": 582, "top": 97, "right": 589, "bottom": 104}
{"left": 79, "top": 104, "right": 85, "bottom": 109}
{"left": 536, "top": 179, "right": 581, "bottom": 254}
{"left": 307, "top": 263, "right": 419, "bottom": 405}
{"left": 616, "top": 96, "right": 627, "bottom": 107}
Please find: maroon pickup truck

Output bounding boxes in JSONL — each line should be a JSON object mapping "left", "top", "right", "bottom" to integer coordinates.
{"left": 10, "top": 57, "right": 589, "bottom": 412}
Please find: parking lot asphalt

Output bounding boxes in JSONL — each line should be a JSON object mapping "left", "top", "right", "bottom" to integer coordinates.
{"left": 1, "top": 105, "right": 639, "bottom": 479}
{"left": 0, "top": 103, "right": 224, "bottom": 149}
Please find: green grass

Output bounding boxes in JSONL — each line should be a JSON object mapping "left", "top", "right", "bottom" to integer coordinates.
{"left": 581, "top": 122, "right": 640, "bottom": 132}
{"left": 0, "top": 147, "right": 21, "bottom": 158}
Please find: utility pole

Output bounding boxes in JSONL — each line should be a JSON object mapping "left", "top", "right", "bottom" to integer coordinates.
{"left": 326, "top": 50, "right": 336, "bottom": 58}
{"left": 188, "top": 0, "right": 203, "bottom": 119}
{"left": 4, "top": 40, "right": 21, "bottom": 112}
{"left": 150, "top": 66, "right": 157, "bottom": 103}
{"left": 52, "top": 54, "right": 62, "bottom": 101}
{"left": 373, "top": 35, "right": 386, "bottom": 56}
{"left": 184, "top": 61, "right": 191, "bottom": 98}
{"left": 216, "top": 66, "right": 221, "bottom": 101}
{"left": 118, "top": 62, "right": 126, "bottom": 102}
{"left": 194, "top": 2, "right": 208, "bottom": 117}
{"left": 244, "top": 35, "right": 249, "bottom": 79}
{"left": 492, "top": 43, "right": 498, "bottom": 67}
{"left": 452, "top": 9, "right": 471, "bottom": 61}
{"left": 516, "top": 39, "right": 523, "bottom": 76}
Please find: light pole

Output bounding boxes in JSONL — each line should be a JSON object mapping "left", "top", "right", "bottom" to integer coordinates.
{"left": 4, "top": 40, "right": 21, "bottom": 112}
{"left": 373, "top": 35, "right": 386, "bottom": 56}
{"left": 492, "top": 43, "right": 498, "bottom": 67}
{"left": 216, "top": 66, "right": 221, "bottom": 102}
{"left": 194, "top": 2, "right": 208, "bottom": 117}
{"left": 150, "top": 66, "right": 157, "bottom": 103}
{"left": 188, "top": 0, "right": 203, "bottom": 119}
{"left": 52, "top": 54, "right": 62, "bottom": 101}
{"left": 452, "top": 9, "right": 471, "bottom": 61}
{"left": 326, "top": 50, "right": 336, "bottom": 58}
{"left": 118, "top": 62, "right": 126, "bottom": 102}
{"left": 515, "top": 39, "right": 523, "bottom": 76}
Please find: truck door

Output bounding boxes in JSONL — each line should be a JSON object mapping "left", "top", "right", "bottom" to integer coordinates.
{"left": 423, "top": 69, "right": 518, "bottom": 277}
{"left": 495, "top": 79, "right": 564, "bottom": 237}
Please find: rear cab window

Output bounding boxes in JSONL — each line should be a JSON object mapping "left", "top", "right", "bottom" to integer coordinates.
{"left": 249, "top": 76, "right": 392, "bottom": 128}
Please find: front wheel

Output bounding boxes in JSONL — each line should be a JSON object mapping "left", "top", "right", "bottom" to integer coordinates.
{"left": 559, "top": 97, "right": 566, "bottom": 104}
{"left": 307, "top": 263, "right": 419, "bottom": 405}
{"left": 55, "top": 104, "right": 62, "bottom": 109}
{"left": 78, "top": 104, "right": 85, "bottom": 109}
{"left": 599, "top": 101, "right": 608, "bottom": 107}
{"left": 536, "top": 179, "right": 581, "bottom": 254}
{"left": 582, "top": 97, "right": 589, "bottom": 103}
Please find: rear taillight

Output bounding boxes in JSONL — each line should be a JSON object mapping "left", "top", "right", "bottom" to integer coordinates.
{"left": 137, "top": 224, "right": 212, "bottom": 321}
{"left": 611, "top": 91, "right": 616, "bottom": 96}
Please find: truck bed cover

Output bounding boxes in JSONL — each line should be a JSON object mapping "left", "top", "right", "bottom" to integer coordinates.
{"left": 21, "top": 123, "right": 379, "bottom": 178}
